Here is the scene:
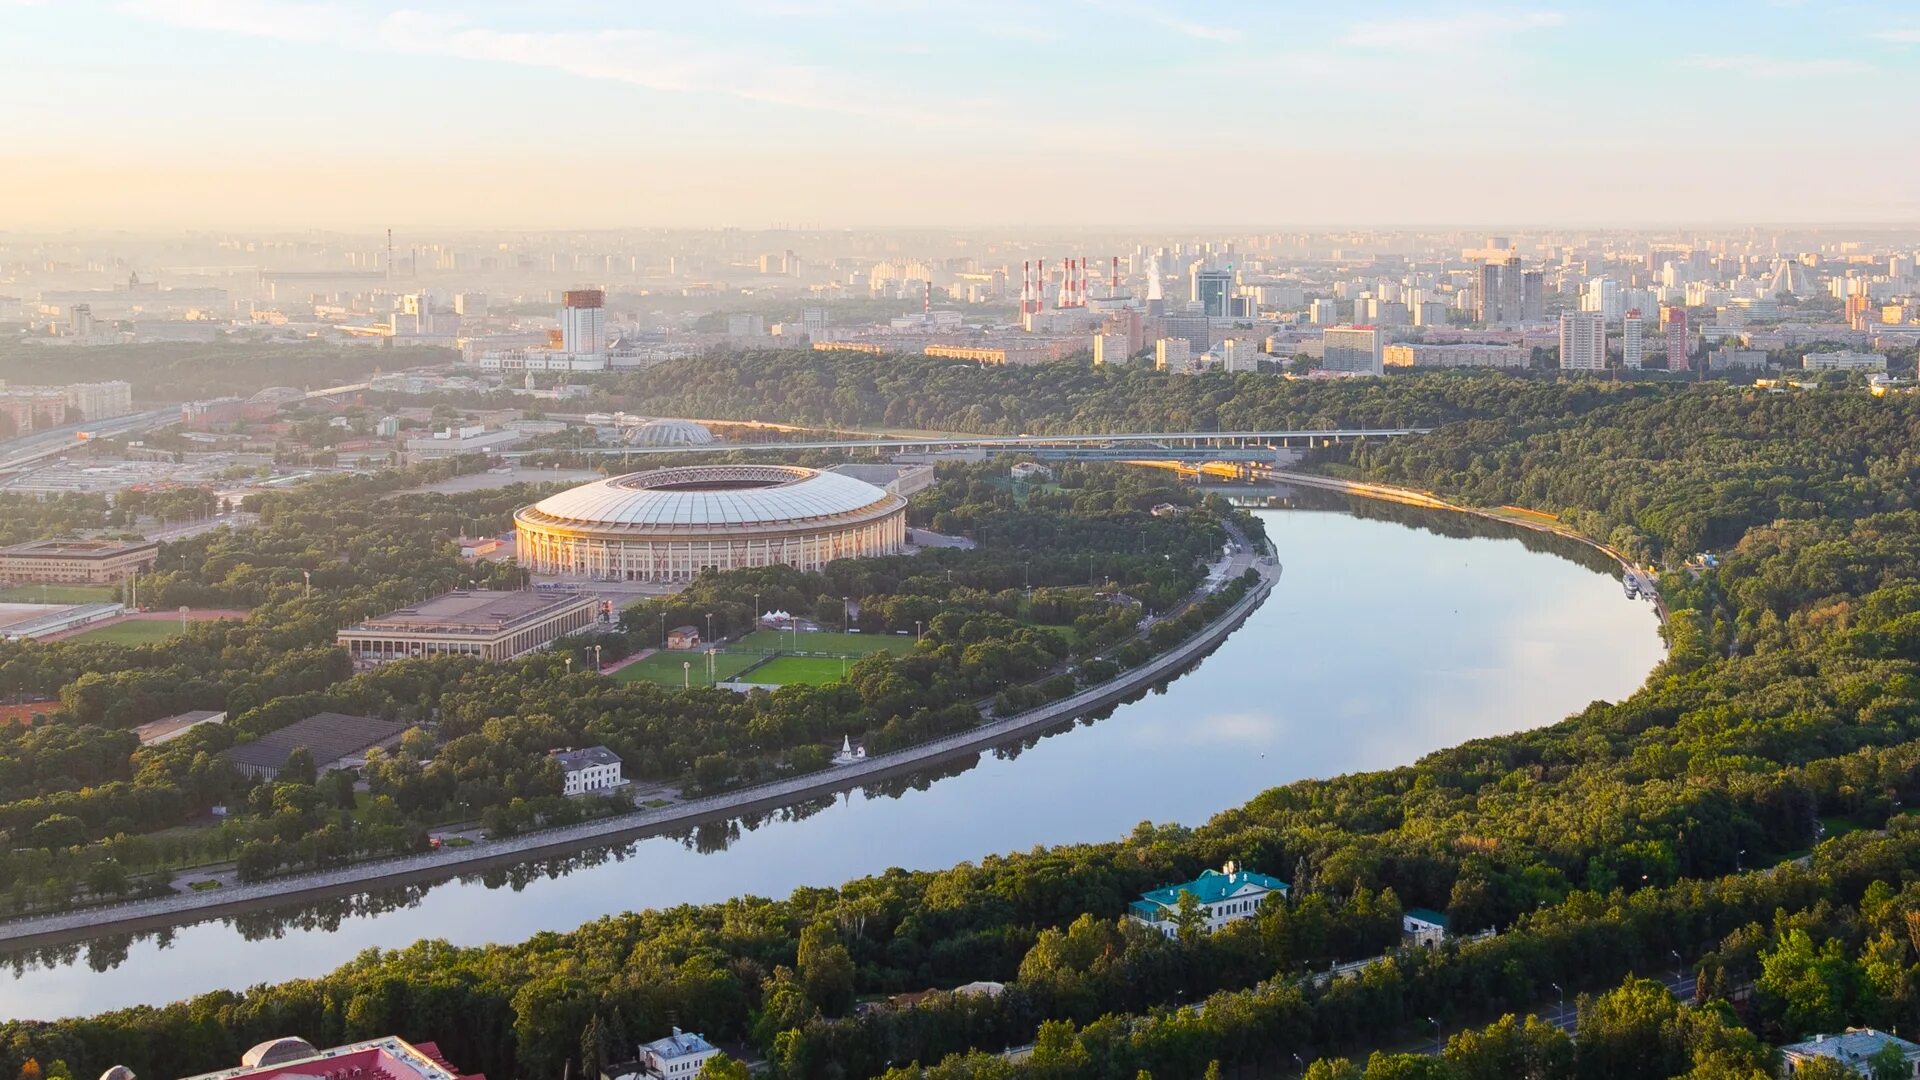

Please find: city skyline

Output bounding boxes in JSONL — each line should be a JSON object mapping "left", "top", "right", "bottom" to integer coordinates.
{"left": 5, "top": 0, "right": 1920, "bottom": 229}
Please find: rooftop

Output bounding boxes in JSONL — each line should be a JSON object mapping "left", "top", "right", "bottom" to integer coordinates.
{"left": 1134, "top": 866, "right": 1287, "bottom": 913}
{"left": 175, "top": 1036, "right": 478, "bottom": 1080}
{"left": 641, "top": 1029, "right": 716, "bottom": 1061}
{"left": 0, "top": 538, "right": 158, "bottom": 557}
{"left": 222, "top": 712, "right": 407, "bottom": 772}
{"left": 551, "top": 746, "right": 621, "bottom": 771}
{"left": 133, "top": 710, "right": 225, "bottom": 745}
{"left": 345, "top": 590, "right": 594, "bottom": 637}
{"left": 1781, "top": 1027, "right": 1920, "bottom": 1068}
{"left": 522, "top": 465, "right": 902, "bottom": 531}
{"left": 1405, "top": 907, "right": 1450, "bottom": 928}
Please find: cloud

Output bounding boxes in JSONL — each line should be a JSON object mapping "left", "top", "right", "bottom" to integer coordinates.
{"left": 1340, "top": 10, "right": 1566, "bottom": 51}
{"left": 1083, "top": 0, "right": 1240, "bottom": 43}
{"left": 1681, "top": 53, "right": 1874, "bottom": 76}
{"left": 1873, "top": 28, "right": 1920, "bottom": 43}
{"left": 115, "top": 0, "right": 981, "bottom": 123}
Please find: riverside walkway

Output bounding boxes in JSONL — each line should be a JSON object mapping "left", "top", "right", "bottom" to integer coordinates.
{"left": 0, "top": 548, "right": 1279, "bottom": 948}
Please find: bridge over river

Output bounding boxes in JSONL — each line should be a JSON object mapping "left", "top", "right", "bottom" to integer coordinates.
{"left": 499, "top": 427, "right": 1431, "bottom": 464}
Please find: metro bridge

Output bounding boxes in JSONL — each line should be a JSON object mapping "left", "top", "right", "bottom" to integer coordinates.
{"left": 497, "top": 428, "right": 1431, "bottom": 464}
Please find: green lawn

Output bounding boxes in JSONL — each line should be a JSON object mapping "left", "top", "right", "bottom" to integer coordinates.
{"left": 745, "top": 655, "right": 860, "bottom": 686}
{"left": 737, "top": 629, "right": 916, "bottom": 656}
{"left": 65, "top": 620, "right": 184, "bottom": 645}
{"left": 0, "top": 584, "right": 119, "bottom": 604}
{"left": 610, "top": 649, "right": 764, "bottom": 687}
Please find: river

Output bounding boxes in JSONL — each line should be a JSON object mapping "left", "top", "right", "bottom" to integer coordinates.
{"left": 0, "top": 493, "right": 1666, "bottom": 1018}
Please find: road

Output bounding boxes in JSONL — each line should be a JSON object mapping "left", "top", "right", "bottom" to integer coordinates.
{"left": 0, "top": 408, "right": 180, "bottom": 471}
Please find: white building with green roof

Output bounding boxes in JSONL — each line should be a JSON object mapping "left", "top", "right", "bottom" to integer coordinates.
{"left": 1128, "top": 861, "right": 1287, "bottom": 938}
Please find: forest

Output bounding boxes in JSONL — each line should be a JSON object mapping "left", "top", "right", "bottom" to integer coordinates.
{"left": 3, "top": 362, "right": 1920, "bottom": 1080}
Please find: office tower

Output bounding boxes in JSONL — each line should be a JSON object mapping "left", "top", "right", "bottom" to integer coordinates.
{"left": 560, "top": 289, "right": 607, "bottom": 355}
{"left": 1559, "top": 312, "right": 1605, "bottom": 370}
{"left": 802, "top": 307, "right": 828, "bottom": 334}
{"left": 1322, "top": 326, "right": 1384, "bottom": 375}
{"left": 1622, "top": 309, "right": 1644, "bottom": 369}
{"left": 1192, "top": 268, "right": 1234, "bottom": 318}
{"left": 1664, "top": 308, "right": 1689, "bottom": 368}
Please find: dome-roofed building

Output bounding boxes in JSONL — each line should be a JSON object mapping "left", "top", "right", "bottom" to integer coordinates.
{"left": 98, "top": 1067, "right": 135, "bottom": 1080}
{"left": 514, "top": 464, "right": 907, "bottom": 581}
{"left": 241, "top": 1038, "right": 319, "bottom": 1069}
{"left": 626, "top": 418, "right": 715, "bottom": 447}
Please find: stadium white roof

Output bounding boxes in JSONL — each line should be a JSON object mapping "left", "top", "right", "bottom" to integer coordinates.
{"left": 526, "top": 465, "right": 897, "bottom": 529}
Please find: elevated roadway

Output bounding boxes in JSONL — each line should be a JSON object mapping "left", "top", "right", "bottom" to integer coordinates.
{"left": 498, "top": 427, "right": 1430, "bottom": 463}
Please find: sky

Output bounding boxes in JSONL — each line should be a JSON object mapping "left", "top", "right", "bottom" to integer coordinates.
{"left": 2, "top": 0, "right": 1918, "bottom": 229}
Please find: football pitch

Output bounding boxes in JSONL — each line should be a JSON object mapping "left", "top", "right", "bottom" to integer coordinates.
{"left": 610, "top": 628, "right": 914, "bottom": 688}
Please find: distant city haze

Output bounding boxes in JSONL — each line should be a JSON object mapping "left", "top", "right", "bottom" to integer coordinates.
{"left": 4, "top": 0, "right": 1919, "bottom": 228}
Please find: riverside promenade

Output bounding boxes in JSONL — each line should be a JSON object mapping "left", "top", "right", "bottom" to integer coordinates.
{"left": 0, "top": 547, "right": 1279, "bottom": 949}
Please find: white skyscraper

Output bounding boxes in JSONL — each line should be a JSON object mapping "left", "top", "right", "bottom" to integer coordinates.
{"left": 560, "top": 289, "right": 607, "bottom": 356}
{"left": 1560, "top": 312, "right": 1606, "bottom": 371}
{"left": 1622, "top": 309, "right": 1644, "bottom": 369}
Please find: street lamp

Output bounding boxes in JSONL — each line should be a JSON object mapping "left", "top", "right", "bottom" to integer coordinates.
{"left": 842, "top": 595, "right": 850, "bottom": 633}
{"left": 682, "top": 660, "right": 690, "bottom": 689}
{"left": 1551, "top": 982, "right": 1564, "bottom": 1021}
{"left": 1736, "top": 848, "right": 1746, "bottom": 871}
{"left": 302, "top": 569, "right": 311, "bottom": 598}
{"left": 564, "top": 656, "right": 572, "bottom": 674}
{"left": 1671, "top": 949, "right": 1684, "bottom": 980}
{"left": 1429, "top": 1017, "right": 1442, "bottom": 1054}
{"left": 705, "top": 612, "right": 714, "bottom": 645}
{"left": 592, "top": 644, "right": 602, "bottom": 671}
{"left": 915, "top": 619, "right": 923, "bottom": 643}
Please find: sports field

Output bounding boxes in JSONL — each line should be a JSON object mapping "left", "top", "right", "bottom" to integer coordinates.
{"left": 736, "top": 629, "right": 916, "bottom": 655}
{"left": 745, "top": 655, "right": 858, "bottom": 686}
{"left": 65, "top": 621, "right": 183, "bottom": 645}
{"left": 609, "top": 649, "right": 764, "bottom": 687}
{"left": 609, "top": 628, "right": 915, "bottom": 688}
{"left": 0, "top": 584, "right": 118, "bottom": 604}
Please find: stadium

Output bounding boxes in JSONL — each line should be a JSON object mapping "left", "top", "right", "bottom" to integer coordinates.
{"left": 513, "top": 464, "right": 908, "bottom": 581}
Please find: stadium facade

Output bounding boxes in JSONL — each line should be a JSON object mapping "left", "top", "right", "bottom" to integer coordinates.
{"left": 514, "top": 465, "right": 907, "bottom": 581}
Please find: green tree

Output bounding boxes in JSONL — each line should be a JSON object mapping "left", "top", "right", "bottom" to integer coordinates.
{"left": 796, "top": 922, "right": 855, "bottom": 1016}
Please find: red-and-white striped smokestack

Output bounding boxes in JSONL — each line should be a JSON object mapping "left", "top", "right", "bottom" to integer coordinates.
{"left": 1037, "top": 259, "right": 1045, "bottom": 314}
{"left": 924, "top": 279, "right": 931, "bottom": 315}
{"left": 1111, "top": 256, "right": 1120, "bottom": 291}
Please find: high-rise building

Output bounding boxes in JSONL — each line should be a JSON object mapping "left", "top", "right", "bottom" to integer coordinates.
{"left": 454, "top": 292, "right": 488, "bottom": 316}
{"left": 1093, "top": 333, "right": 1132, "bottom": 366}
{"left": 1522, "top": 271, "right": 1546, "bottom": 321}
{"left": 560, "top": 289, "right": 607, "bottom": 355}
{"left": 1622, "top": 309, "right": 1644, "bottom": 369}
{"left": 1664, "top": 307, "right": 1690, "bottom": 369}
{"left": 1309, "top": 298, "right": 1340, "bottom": 325}
{"left": 1559, "top": 311, "right": 1605, "bottom": 371}
{"left": 1322, "top": 326, "right": 1384, "bottom": 375}
{"left": 1192, "top": 268, "right": 1234, "bottom": 318}
{"left": 802, "top": 307, "right": 828, "bottom": 335}
{"left": 1470, "top": 254, "right": 1532, "bottom": 324}
{"left": 1220, "top": 338, "right": 1258, "bottom": 373}
{"left": 1154, "top": 337, "right": 1194, "bottom": 374}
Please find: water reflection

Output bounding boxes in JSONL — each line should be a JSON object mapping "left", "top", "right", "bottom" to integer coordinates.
{"left": 0, "top": 505, "right": 1665, "bottom": 1017}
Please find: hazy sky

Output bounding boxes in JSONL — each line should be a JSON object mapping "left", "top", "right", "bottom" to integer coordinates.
{"left": 3, "top": 0, "right": 1918, "bottom": 229}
